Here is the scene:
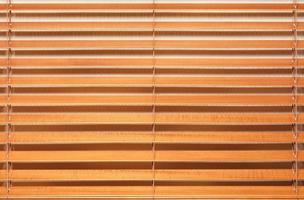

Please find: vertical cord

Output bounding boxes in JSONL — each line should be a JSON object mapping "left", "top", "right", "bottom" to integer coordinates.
{"left": 5, "top": 0, "right": 12, "bottom": 198}
{"left": 292, "top": 0, "right": 299, "bottom": 197}
{"left": 152, "top": 0, "right": 156, "bottom": 199}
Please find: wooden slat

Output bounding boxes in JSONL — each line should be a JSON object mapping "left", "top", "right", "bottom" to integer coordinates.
{"left": 0, "top": 151, "right": 5, "bottom": 162}
{"left": 0, "top": 132, "right": 5, "bottom": 143}
{"left": 10, "top": 150, "right": 299, "bottom": 162}
{"left": 6, "top": 76, "right": 298, "bottom": 87}
{"left": 10, "top": 131, "right": 153, "bottom": 143}
{"left": 9, "top": 169, "right": 293, "bottom": 181}
{"left": 9, "top": 95, "right": 153, "bottom": 105}
{"left": 0, "top": 22, "right": 300, "bottom": 31}
{"left": 9, "top": 76, "right": 153, "bottom": 86}
{"left": 10, "top": 151, "right": 153, "bottom": 162}
{"left": 0, "top": 113, "right": 296, "bottom": 124}
{"left": 0, "top": 169, "right": 5, "bottom": 181}
{"left": 9, "top": 113, "right": 153, "bottom": 124}
{"left": 155, "top": 113, "right": 296, "bottom": 124}
{"left": 156, "top": 150, "right": 295, "bottom": 162}
{"left": 2, "top": 40, "right": 303, "bottom": 49}
{"left": 156, "top": 131, "right": 296, "bottom": 144}
{"left": 157, "top": 95, "right": 296, "bottom": 105}
{"left": 11, "top": 170, "right": 153, "bottom": 181}
{"left": 0, "top": 58, "right": 297, "bottom": 68}
{"left": 10, "top": 131, "right": 296, "bottom": 144}
{"left": 6, "top": 186, "right": 297, "bottom": 198}
{"left": 1, "top": 58, "right": 153, "bottom": 68}
{"left": 155, "top": 169, "right": 293, "bottom": 181}
{"left": 156, "top": 77, "right": 297, "bottom": 87}
{"left": 9, "top": 186, "right": 152, "bottom": 196}
{"left": 1, "top": 94, "right": 297, "bottom": 106}
{"left": 2, "top": 3, "right": 300, "bottom": 11}
{"left": 155, "top": 186, "right": 295, "bottom": 197}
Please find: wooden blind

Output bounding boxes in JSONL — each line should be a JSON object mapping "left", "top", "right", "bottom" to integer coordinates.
{"left": 0, "top": 0, "right": 303, "bottom": 199}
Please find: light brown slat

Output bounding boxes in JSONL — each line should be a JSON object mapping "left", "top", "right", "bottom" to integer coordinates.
{"left": 1, "top": 40, "right": 302, "bottom": 49}
{"left": 10, "top": 151, "right": 153, "bottom": 162}
{"left": 9, "top": 169, "right": 293, "bottom": 181}
{"left": 10, "top": 170, "right": 153, "bottom": 181}
{"left": 1, "top": 40, "right": 153, "bottom": 49}
{"left": 155, "top": 169, "right": 293, "bottom": 181}
{"left": 156, "top": 58, "right": 294, "bottom": 68}
{"left": 156, "top": 77, "right": 297, "bottom": 87}
{"left": 0, "top": 133, "right": 5, "bottom": 143}
{"left": 0, "top": 169, "right": 5, "bottom": 181}
{"left": 0, "top": 58, "right": 296, "bottom": 68}
{"left": 0, "top": 113, "right": 296, "bottom": 124}
{"left": 10, "top": 150, "right": 297, "bottom": 162}
{"left": 156, "top": 40, "right": 304, "bottom": 49}
{"left": 6, "top": 76, "right": 299, "bottom": 87}
{"left": 298, "top": 170, "right": 304, "bottom": 180}
{"left": 0, "top": 22, "right": 299, "bottom": 31}
{"left": 9, "top": 76, "right": 153, "bottom": 86}
{"left": 155, "top": 113, "right": 296, "bottom": 124}
{"left": 10, "top": 131, "right": 296, "bottom": 144}
{"left": 3, "top": 94, "right": 296, "bottom": 106}
{"left": 157, "top": 95, "right": 296, "bottom": 105}
{"left": 156, "top": 150, "right": 296, "bottom": 162}
{"left": 1, "top": 3, "right": 299, "bottom": 10}
{"left": 0, "top": 114, "right": 6, "bottom": 123}
{"left": 0, "top": 187, "right": 6, "bottom": 196}
{"left": 6, "top": 186, "right": 296, "bottom": 197}
{"left": 155, "top": 186, "right": 295, "bottom": 197}
{"left": 9, "top": 113, "right": 153, "bottom": 124}
{"left": 0, "top": 58, "right": 153, "bottom": 68}
{"left": 0, "top": 22, "right": 153, "bottom": 30}
{"left": 11, "top": 131, "right": 153, "bottom": 143}
{"left": 9, "top": 186, "right": 152, "bottom": 196}
{"left": 0, "top": 96, "right": 6, "bottom": 105}
{"left": 9, "top": 95, "right": 153, "bottom": 105}
{"left": 156, "top": 131, "right": 296, "bottom": 143}
{"left": 155, "top": 22, "right": 299, "bottom": 31}
{"left": 0, "top": 151, "right": 5, "bottom": 162}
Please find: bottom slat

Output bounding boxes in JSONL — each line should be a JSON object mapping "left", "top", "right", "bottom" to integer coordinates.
{"left": 6, "top": 186, "right": 296, "bottom": 197}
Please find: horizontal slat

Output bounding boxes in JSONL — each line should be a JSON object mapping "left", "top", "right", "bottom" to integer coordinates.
{"left": 0, "top": 58, "right": 296, "bottom": 68}
{"left": 10, "top": 170, "right": 153, "bottom": 181}
{"left": 0, "top": 151, "right": 5, "bottom": 161}
{"left": 0, "top": 21, "right": 303, "bottom": 30}
{"left": 0, "top": 169, "right": 5, "bottom": 181}
{"left": 6, "top": 186, "right": 296, "bottom": 197}
{"left": 0, "top": 113, "right": 297, "bottom": 124}
{"left": 156, "top": 150, "right": 296, "bottom": 162}
{"left": 5, "top": 113, "right": 153, "bottom": 124}
{"left": 8, "top": 150, "right": 298, "bottom": 162}
{"left": 1, "top": 3, "right": 303, "bottom": 11}
{"left": 156, "top": 77, "right": 298, "bottom": 87}
{"left": 10, "top": 131, "right": 153, "bottom": 144}
{"left": 157, "top": 131, "right": 298, "bottom": 144}
{"left": 0, "top": 133, "right": 5, "bottom": 143}
{"left": 9, "top": 131, "right": 297, "bottom": 144}
{"left": 9, "top": 169, "right": 293, "bottom": 181}
{"left": 155, "top": 113, "right": 297, "bottom": 124}
{"left": 0, "top": 22, "right": 301, "bottom": 31}
{"left": 156, "top": 95, "right": 300, "bottom": 105}
{"left": 155, "top": 186, "right": 295, "bottom": 197}
{"left": 9, "top": 186, "right": 152, "bottom": 196}
{"left": 156, "top": 169, "right": 294, "bottom": 181}
{"left": 10, "top": 151, "right": 153, "bottom": 162}
{"left": 1, "top": 40, "right": 303, "bottom": 49}
{"left": 3, "top": 76, "right": 300, "bottom": 87}
{"left": 0, "top": 95, "right": 297, "bottom": 106}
